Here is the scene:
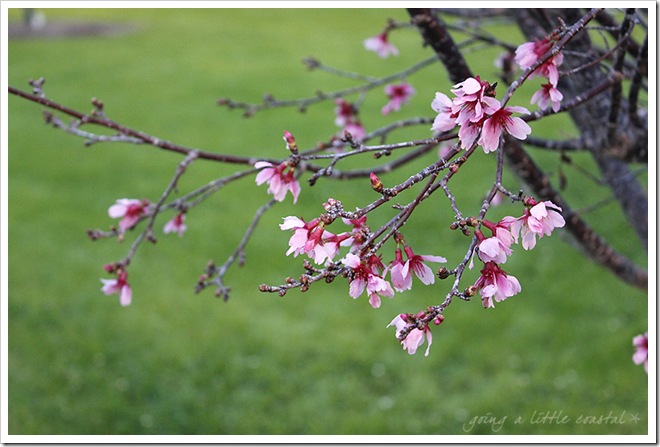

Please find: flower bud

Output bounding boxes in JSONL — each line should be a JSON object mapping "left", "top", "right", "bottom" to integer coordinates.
{"left": 437, "top": 267, "right": 450, "bottom": 280}
{"left": 433, "top": 315, "right": 445, "bottom": 325}
{"left": 370, "top": 172, "right": 384, "bottom": 193}
{"left": 283, "top": 130, "right": 298, "bottom": 154}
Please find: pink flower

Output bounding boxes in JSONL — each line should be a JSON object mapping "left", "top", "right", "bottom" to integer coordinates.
{"left": 364, "top": 32, "right": 399, "bottom": 58}
{"left": 632, "top": 332, "right": 648, "bottom": 373}
{"left": 450, "top": 77, "right": 497, "bottom": 126}
{"left": 387, "top": 313, "right": 433, "bottom": 356}
{"left": 100, "top": 269, "right": 132, "bottom": 306}
{"left": 108, "top": 198, "right": 149, "bottom": 233}
{"left": 508, "top": 200, "right": 565, "bottom": 250}
{"left": 473, "top": 261, "right": 521, "bottom": 308}
{"left": 476, "top": 219, "right": 515, "bottom": 264}
{"left": 390, "top": 245, "right": 447, "bottom": 292}
{"left": 334, "top": 99, "right": 357, "bottom": 127}
{"left": 381, "top": 83, "right": 415, "bottom": 115}
{"left": 531, "top": 83, "right": 563, "bottom": 112}
{"left": 255, "top": 161, "right": 301, "bottom": 203}
{"left": 342, "top": 253, "right": 394, "bottom": 309}
{"left": 333, "top": 99, "right": 366, "bottom": 142}
{"left": 280, "top": 216, "right": 341, "bottom": 265}
{"left": 163, "top": 212, "right": 186, "bottom": 237}
{"left": 515, "top": 38, "right": 564, "bottom": 86}
{"left": 478, "top": 105, "right": 532, "bottom": 153}
{"left": 431, "top": 92, "right": 457, "bottom": 132}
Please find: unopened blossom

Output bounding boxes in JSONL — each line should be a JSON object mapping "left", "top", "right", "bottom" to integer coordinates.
{"left": 431, "top": 92, "right": 457, "bottom": 133}
{"left": 100, "top": 269, "right": 132, "bottom": 306}
{"left": 473, "top": 261, "right": 521, "bottom": 308}
{"left": 387, "top": 313, "right": 434, "bottom": 356}
{"left": 255, "top": 161, "right": 301, "bottom": 203}
{"left": 381, "top": 83, "right": 415, "bottom": 115}
{"left": 478, "top": 105, "right": 532, "bottom": 153}
{"left": 531, "top": 83, "right": 563, "bottom": 112}
{"left": 163, "top": 212, "right": 186, "bottom": 237}
{"left": 507, "top": 200, "right": 565, "bottom": 250}
{"left": 108, "top": 198, "right": 149, "bottom": 233}
{"left": 343, "top": 121, "right": 366, "bottom": 143}
{"left": 364, "top": 32, "right": 399, "bottom": 58}
{"left": 283, "top": 130, "right": 298, "bottom": 153}
{"left": 342, "top": 253, "right": 394, "bottom": 309}
{"left": 515, "top": 38, "right": 564, "bottom": 86}
{"left": 632, "top": 332, "right": 648, "bottom": 373}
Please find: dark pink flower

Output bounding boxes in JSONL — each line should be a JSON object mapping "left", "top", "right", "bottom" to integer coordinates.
{"left": 100, "top": 269, "right": 132, "bottom": 306}
{"left": 473, "top": 261, "right": 521, "bottom": 308}
{"left": 381, "top": 83, "right": 415, "bottom": 115}
{"left": 364, "top": 32, "right": 399, "bottom": 58}
{"left": 531, "top": 83, "right": 563, "bottom": 112}
{"left": 478, "top": 105, "right": 532, "bottom": 153}
{"left": 108, "top": 198, "right": 149, "bottom": 233}
{"left": 163, "top": 212, "right": 187, "bottom": 237}
{"left": 255, "top": 161, "right": 301, "bottom": 203}
{"left": 515, "top": 38, "right": 564, "bottom": 86}
{"left": 334, "top": 99, "right": 357, "bottom": 127}
{"left": 387, "top": 313, "right": 434, "bottom": 356}
{"left": 632, "top": 332, "right": 648, "bottom": 373}
{"left": 508, "top": 200, "right": 565, "bottom": 250}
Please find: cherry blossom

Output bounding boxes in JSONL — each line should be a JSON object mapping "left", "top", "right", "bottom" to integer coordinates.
{"left": 108, "top": 198, "right": 150, "bottom": 233}
{"left": 279, "top": 216, "right": 343, "bottom": 265}
{"left": 163, "top": 212, "right": 187, "bottom": 237}
{"left": 333, "top": 99, "right": 366, "bottom": 142}
{"left": 387, "top": 313, "right": 434, "bottom": 356}
{"left": 334, "top": 99, "right": 357, "bottom": 127}
{"left": 431, "top": 92, "right": 457, "bottom": 132}
{"left": 632, "top": 332, "right": 648, "bottom": 373}
{"left": 478, "top": 105, "right": 532, "bottom": 153}
{"left": 531, "top": 83, "right": 563, "bottom": 112}
{"left": 363, "top": 32, "right": 399, "bottom": 58}
{"left": 342, "top": 253, "right": 394, "bottom": 309}
{"left": 100, "top": 269, "right": 132, "bottom": 306}
{"left": 476, "top": 233, "right": 512, "bottom": 264}
{"left": 515, "top": 38, "right": 564, "bottom": 86}
{"left": 507, "top": 200, "right": 565, "bottom": 250}
{"left": 255, "top": 161, "right": 301, "bottom": 203}
{"left": 381, "top": 83, "right": 415, "bottom": 115}
{"left": 390, "top": 245, "right": 447, "bottom": 292}
{"left": 473, "top": 261, "right": 521, "bottom": 308}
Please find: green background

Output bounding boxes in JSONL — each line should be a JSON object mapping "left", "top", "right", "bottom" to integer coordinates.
{"left": 7, "top": 8, "right": 648, "bottom": 436}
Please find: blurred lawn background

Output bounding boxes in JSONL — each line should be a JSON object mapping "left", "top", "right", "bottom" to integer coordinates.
{"left": 7, "top": 8, "right": 648, "bottom": 436}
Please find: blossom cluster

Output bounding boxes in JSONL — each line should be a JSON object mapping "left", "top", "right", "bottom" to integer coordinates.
{"left": 515, "top": 36, "right": 564, "bottom": 112}
{"left": 387, "top": 198, "right": 566, "bottom": 356}
{"left": 431, "top": 76, "right": 532, "bottom": 153}
{"left": 279, "top": 202, "right": 447, "bottom": 311}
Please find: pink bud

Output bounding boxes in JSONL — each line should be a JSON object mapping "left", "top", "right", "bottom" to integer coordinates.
{"left": 283, "top": 130, "right": 297, "bottom": 153}
{"left": 370, "top": 172, "right": 383, "bottom": 193}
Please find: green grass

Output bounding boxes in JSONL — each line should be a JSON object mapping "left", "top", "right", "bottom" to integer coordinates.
{"left": 7, "top": 8, "right": 649, "bottom": 436}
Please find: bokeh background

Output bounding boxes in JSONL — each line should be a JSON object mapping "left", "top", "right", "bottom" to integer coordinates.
{"left": 7, "top": 8, "right": 649, "bottom": 435}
